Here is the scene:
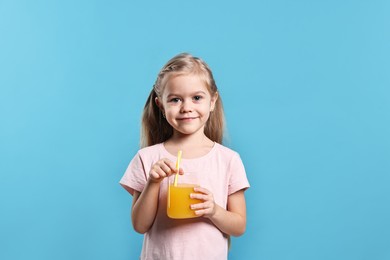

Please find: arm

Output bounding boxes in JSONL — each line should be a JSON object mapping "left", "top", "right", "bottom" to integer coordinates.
{"left": 131, "top": 180, "right": 161, "bottom": 234}
{"left": 191, "top": 189, "right": 247, "bottom": 237}
{"left": 131, "top": 158, "right": 182, "bottom": 234}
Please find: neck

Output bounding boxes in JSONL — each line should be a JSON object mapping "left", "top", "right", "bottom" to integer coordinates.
{"left": 165, "top": 131, "right": 214, "bottom": 159}
{"left": 171, "top": 130, "right": 210, "bottom": 146}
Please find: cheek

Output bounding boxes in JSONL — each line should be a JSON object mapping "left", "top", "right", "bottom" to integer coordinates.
{"left": 200, "top": 108, "right": 212, "bottom": 119}
{"left": 202, "top": 103, "right": 213, "bottom": 113}
{"left": 164, "top": 107, "right": 179, "bottom": 117}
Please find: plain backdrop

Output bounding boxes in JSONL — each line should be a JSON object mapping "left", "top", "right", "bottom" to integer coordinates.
{"left": 1, "top": 0, "right": 389, "bottom": 259}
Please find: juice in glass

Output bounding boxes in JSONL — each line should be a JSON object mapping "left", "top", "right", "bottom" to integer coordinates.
{"left": 167, "top": 183, "right": 202, "bottom": 219}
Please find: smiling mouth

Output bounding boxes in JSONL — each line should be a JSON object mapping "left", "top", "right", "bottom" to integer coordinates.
{"left": 177, "top": 117, "right": 198, "bottom": 121}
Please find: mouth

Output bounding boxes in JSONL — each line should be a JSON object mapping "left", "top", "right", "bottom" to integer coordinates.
{"left": 177, "top": 117, "right": 198, "bottom": 121}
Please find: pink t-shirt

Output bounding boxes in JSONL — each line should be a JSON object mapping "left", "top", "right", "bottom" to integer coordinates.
{"left": 120, "top": 142, "right": 250, "bottom": 260}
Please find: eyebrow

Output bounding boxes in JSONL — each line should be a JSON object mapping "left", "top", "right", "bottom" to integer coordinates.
{"left": 192, "top": 91, "right": 207, "bottom": 95}
{"left": 166, "top": 91, "right": 207, "bottom": 98}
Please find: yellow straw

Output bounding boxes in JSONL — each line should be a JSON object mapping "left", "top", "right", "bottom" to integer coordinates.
{"left": 173, "top": 150, "right": 182, "bottom": 186}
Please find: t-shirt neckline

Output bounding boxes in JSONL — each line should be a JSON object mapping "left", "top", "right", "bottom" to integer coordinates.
{"left": 159, "top": 142, "right": 217, "bottom": 162}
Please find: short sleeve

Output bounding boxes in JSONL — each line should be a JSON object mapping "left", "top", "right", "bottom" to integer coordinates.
{"left": 119, "top": 153, "right": 148, "bottom": 196}
{"left": 228, "top": 153, "right": 250, "bottom": 195}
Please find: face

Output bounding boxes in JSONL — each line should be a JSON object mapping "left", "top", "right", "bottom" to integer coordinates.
{"left": 156, "top": 73, "right": 218, "bottom": 138}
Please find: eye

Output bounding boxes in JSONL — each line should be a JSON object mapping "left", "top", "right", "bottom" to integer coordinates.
{"left": 169, "top": 97, "right": 181, "bottom": 103}
{"left": 193, "top": 95, "right": 203, "bottom": 101}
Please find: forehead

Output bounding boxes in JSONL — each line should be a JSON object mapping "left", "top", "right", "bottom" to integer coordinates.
{"left": 163, "top": 73, "right": 210, "bottom": 95}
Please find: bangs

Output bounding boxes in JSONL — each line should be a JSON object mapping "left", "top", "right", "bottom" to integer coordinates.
{"left": 159, "top": 63, "right": 216, "bottom": 96}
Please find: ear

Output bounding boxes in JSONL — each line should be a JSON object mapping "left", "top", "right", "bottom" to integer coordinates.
{"left": 210, "top": 92, "right": 219, "bottom": 112}
{"left": 155, "top": 97, "right": 164, "bottom": 113}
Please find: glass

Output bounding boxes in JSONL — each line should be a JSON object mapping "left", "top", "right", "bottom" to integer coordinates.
{"left": 167, "top": 171, "right": 202, "bottom": 219}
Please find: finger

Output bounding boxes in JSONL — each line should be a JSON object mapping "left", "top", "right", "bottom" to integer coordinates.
{"left": 152, "top": 166, "right": 170, "bottom": 180}
{"left": 194, "top": 209, "right": 205, "bottom": 216}
{"left": 154, "top": 168, "right": 167, "bottom": 179}
{"left": 150, "top": 168, "right": 166, "bottom": 182}
{"left": 190, "top": 193, "right": 208, "bottom": 201}
{"left": 193, "top": 186, "right": 210, "bottom": 194}
{"left": 155, "top": 158, "right": 175, "bottom": 176}
{"left": 159, "top": 162, "right": 173, "bottom": 176}
{"left": 149, "top": 171, "right": 161, "bottom": 181}
{"left": 162, "top": 159, "right": 178, "bottom": 174}
{"left": 190, "top": 201, "right": 206, "bottom": 210}
{"left": 194, "top": 208, "right": 213, "bottom": 216}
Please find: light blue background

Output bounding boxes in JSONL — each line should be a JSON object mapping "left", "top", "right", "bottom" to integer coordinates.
{"left": 1, "top": 0, "right": 389, "bottom": 259}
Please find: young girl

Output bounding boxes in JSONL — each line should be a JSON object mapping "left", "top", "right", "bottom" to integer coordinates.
{"left": 120, "top": 53, "right": 250, "bottom": 259}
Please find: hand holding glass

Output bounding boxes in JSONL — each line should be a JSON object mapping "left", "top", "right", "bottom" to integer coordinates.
{"left": 167, "top": 172, "right": 202, "bottom": 219}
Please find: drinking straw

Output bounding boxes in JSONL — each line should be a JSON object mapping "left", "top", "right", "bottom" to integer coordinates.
{"left": 173, "top": 150, "right": 182, "bottom": 186}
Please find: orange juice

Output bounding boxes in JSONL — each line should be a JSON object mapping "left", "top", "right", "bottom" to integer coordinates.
{"left": 167, "top": 183, "right": 202, "bottom": 219}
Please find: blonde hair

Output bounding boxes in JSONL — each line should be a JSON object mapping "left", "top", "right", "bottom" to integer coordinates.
{"left": 140, "top": 53, "right": 225, "bottom": 148}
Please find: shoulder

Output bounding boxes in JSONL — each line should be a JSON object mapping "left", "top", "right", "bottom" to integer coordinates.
{"left": 137, "top": 143, "right": 163, "bottom": 155}
{"left": 134, "top": 143, "right": 165, "bottom": 162}
{"left": 214, "top": 143, "right": 240, "bottom": 156}
{"left": 213, "top": 143, "right": 242, "bottom": 161}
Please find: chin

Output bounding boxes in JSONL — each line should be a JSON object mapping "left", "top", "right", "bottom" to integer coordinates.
{"left": 175, "top": 127, "right": 202, "bottom": 136}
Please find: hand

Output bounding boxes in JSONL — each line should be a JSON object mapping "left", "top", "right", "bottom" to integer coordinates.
{"left": 190, "top": 187, "right": 216, "bottom": 218}
{"left": 149, "top": 158, "right": 183, "bottom": 183}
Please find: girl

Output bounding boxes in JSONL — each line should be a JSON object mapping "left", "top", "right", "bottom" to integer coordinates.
{"left": 120, "top": 53, "right": 250, "bottom": 259}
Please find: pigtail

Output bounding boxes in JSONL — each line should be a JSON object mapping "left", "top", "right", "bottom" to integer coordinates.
{"left": 202, "top": 63, "right": 225, "bottom": 144}
{"left": 141, "top": 88, "right": 173, "bottom": 148}
{"left": 204, "top": 95, "right": 225, "bottom": 144}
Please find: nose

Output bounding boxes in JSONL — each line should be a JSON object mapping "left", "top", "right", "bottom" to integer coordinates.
{"left": 180, "top": 100, "right": 193, "bottom": 113}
